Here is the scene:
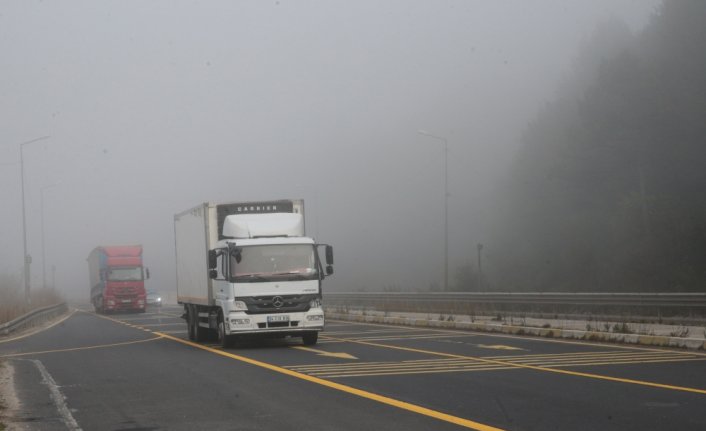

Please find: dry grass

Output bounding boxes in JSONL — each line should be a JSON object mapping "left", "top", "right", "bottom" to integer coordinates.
{"left": 0, "top": 273, "right": 64, "bottom": 324}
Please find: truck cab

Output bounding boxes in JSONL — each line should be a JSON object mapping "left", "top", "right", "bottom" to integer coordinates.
{"left": 88, "top": 245, "right": 149, "bottom": 313}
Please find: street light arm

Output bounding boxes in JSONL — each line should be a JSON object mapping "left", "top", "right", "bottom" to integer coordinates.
{"left": 20, "top": 135, "right": 51, "bottom": 149}
{"left": 417, "top": 130, "right": 447, "bottom": 144}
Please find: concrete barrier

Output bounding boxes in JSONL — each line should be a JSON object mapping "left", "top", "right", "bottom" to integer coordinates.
{"left": 325, "top": 310, "right": 706, "bottom": 350}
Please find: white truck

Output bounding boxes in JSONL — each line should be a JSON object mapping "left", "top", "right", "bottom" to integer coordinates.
{"left": 174, "top": 199, "right": 333, "bottom": 347}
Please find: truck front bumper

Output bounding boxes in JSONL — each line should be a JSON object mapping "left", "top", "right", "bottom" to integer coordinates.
{"left": 226, "top": 309, "right": 324, "bottom": 335}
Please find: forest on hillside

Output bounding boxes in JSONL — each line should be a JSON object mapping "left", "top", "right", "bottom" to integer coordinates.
{"left": 486, "top": 0, "right": 706, "bottom": 292}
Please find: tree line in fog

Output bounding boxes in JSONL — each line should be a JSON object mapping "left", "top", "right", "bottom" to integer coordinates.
{"left": 482, "top": 0, "right": 706, "bottom": 292}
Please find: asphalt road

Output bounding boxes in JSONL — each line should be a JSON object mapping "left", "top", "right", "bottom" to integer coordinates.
{"left": 1, "top": 305, "right": 705, "bottom": 430}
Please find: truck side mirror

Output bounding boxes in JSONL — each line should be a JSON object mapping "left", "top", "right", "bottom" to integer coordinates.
{"left": 208, "top": 250, "right": 217, "bottom": 269}
{"left": 145, "top": 268, "right": 150, "bottom": 280}
{"left": 326, "top": 265, "right": 334, "bottom": 276}
{"left": 209, "top": 269, "right": 218, "bottom": 279}
{"left": 325, "top": 245, "right": 334, "bottom": 265}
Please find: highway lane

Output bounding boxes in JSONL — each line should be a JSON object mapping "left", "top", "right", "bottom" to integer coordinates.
{"left": 1, "top": 305, "right": 705, "bottom": 430}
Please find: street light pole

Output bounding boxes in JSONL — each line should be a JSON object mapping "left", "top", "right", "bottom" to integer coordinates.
{"left": 19, "top": 135, "right": 50, "bottom": 303}
{"left": 41, "top": 184, "right": 56, "bottom": 289}
{"left": 418, "top": 130, "right": 449, "bottom": 291}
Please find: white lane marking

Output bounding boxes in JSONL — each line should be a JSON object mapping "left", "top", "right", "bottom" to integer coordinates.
{"left": 30, "top": 359, "right": 82, "bottom": 430}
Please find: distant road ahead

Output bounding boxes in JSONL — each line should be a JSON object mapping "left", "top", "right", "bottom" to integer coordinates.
{"left": 1, "top": 305, "right": 705, "bottom": 430}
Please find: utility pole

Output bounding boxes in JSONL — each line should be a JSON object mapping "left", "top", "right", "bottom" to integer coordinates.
{"left": 477, "top": 243, "right": 484, "bottom": 291}
{"left": 418, "top": 130, "right": 449, "bottom": 291}
{"left": 41, "top": 184, "right": 56, "bottom": 289}
{"left": 19, "top": 135, "right": 50, "bottom": 303}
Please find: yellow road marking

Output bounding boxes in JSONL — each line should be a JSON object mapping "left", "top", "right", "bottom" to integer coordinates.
{"left": 0, "top": 336, "right": 163, "bottom": 358}
{"left": 151, "top": 331, "right": 504, "bottom": 431}
{"left": 345, "top": 333, "right": 474, "bottom": 342}
{"left": 324, "top": 335, "right": 706, "bottom": 395}
{"left": 324, "top": 328, "right": 429, "bottom": 336}
{"left": 0, "top": 309, "right": 76, "bottom": 344}
{"left": 288, "top": 351, "right": 701, "bottom": 372}
{"left": 476, "top": 344, "right": 524, "bottom": 350}
{"left": 291, "top": 346, "right": 358, "bottom": 360}
{"left": 286, "top": 348, "right": 706, "bottom": 379}
{"left": 156, "top": 311, "right": 183, "bottom": 318}
{"left": 136, "top": 323, "right": 185, "bottom": 327}
{"left": 306, "top": 367, "right": 517, "bottom": 379}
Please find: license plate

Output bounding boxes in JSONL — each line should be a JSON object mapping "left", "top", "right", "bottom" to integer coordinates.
{"left": 122, "top": 299, "right": 132, "bottom": 303}
{"left": 267, "top": 315, "right": 290, "bottom": 323}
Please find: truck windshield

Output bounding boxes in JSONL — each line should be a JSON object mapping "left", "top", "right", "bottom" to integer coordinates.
{"left": 107, "top": 267, "right": 143, "bottom": 281}
{"left": 231, "top": 244, "right": 318, "bottom": 282}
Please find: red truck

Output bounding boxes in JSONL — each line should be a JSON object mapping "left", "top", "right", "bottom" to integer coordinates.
{"left": 87, "top": 245, "right": 150, "bottom": 313}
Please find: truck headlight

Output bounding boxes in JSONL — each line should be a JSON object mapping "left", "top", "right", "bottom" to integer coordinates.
{"left": 233, "top": 300, "right": 248, "bottom": 311}
{"left": 306, "top": 314, "right": 324, "bottom": 321}
{"left": 309, "top": 298, "right": 322, "bottom": 308}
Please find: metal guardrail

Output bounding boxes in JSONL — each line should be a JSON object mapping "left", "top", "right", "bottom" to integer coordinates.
{"left": 324, "top": 292, "right": 706, "bottom": 320}
{"left": 0, "top": 302, "right": 68, "bottom": 336}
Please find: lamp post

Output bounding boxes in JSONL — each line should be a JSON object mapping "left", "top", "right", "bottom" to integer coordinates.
{"left": 418, "top": 130, "right": 448, "bottom": 291}
{"left": 41, "top": 184, "right": 57, "bottom": 289}
{"left": 20, "top": 135, "right": 51, "bottom": 303}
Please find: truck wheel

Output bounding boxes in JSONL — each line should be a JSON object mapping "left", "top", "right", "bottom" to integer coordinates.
{"left": 94, "top": 296, "right": 103, "bottom": 314}
{"left": 302, "top": 331, "right": 318, "bottom": 346}
{"left": 193, "top": 307, "right": 207, "bottom": 342}
{"left": 187, "top": 306, "right": 196, "bottom": 341}
{"left": 217, "top": 312, "right": 234, "bottom": 348}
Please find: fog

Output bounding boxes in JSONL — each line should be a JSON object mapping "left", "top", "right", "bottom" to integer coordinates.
{"left": 0, "top": 0, "right": 660, "bottom": 300}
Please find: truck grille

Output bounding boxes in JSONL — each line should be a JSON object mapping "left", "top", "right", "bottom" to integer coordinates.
{"left": 242, "top": 294, "right": 316, "bottom": 314}
{"left": 258, "top": 321, "right": 300, "bottom": 329}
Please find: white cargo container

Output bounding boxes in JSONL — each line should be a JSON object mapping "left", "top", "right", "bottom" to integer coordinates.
{"left": 174, "top": 199, "right": 333, "bottom": 347}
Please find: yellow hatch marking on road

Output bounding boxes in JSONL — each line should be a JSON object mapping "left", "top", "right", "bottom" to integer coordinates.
{"left": 306, "top": 367, "right": 517, "bottom": 379}
{"left": 285, "top": 350, "right": 706, "bottom": 379}
{"left": 0, "top": 336, "right": 163, "bottom": 358}
{"left": 324, "top": 328, "right": 429, "bottom": 336}
{"left": 136, "top": 323, "right": 185, "bottom": 327}
{"left": 476, "top": 344, "right": 524, "bottom": 350}
{"left": 152, "top": 331, "right": 504, "bottom": 431}
{"left": 328, "top": 319, "right": 706, "bottom": 357}
{"left": 0, "top": 309, "right": 77, "bottom": 344}
{"left": 156, "top": 312, "right": 183, "bottom": 318}
{"left": 291, "top": 346, "right": 358, "bottom": 360}
{"left": 324, "top": 335, "right": 706, "bottom": 395}
{"left": 345, "top": 333, "right": 474, "bottom": 342}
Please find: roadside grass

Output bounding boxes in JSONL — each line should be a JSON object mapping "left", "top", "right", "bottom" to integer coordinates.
{"left": 0, "top": 273, "right": 64, "bottom": 324}
{"left": 0, "top": 360, "right": 6, "bottom": 431}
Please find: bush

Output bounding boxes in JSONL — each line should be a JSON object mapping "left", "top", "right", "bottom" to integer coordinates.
{"left": 0, "top": 273, "right": 64, "bottom": 324}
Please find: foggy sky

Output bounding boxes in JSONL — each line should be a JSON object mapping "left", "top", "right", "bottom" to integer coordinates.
{"left": 0, "top": 0, "right": 660, "bottom": 300}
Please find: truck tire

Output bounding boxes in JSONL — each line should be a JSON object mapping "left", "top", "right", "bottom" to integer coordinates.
{"left": 302, "top": 331, "right": 318, "bottom": 346}
{"left": 217, "top": 311, "right": 234, "bottom": 348}
{"left": 193, "top": 306, "right": 208, "bottom": 342}
{"left": 94, "top": 296, "right": 104, "bottom": 314}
